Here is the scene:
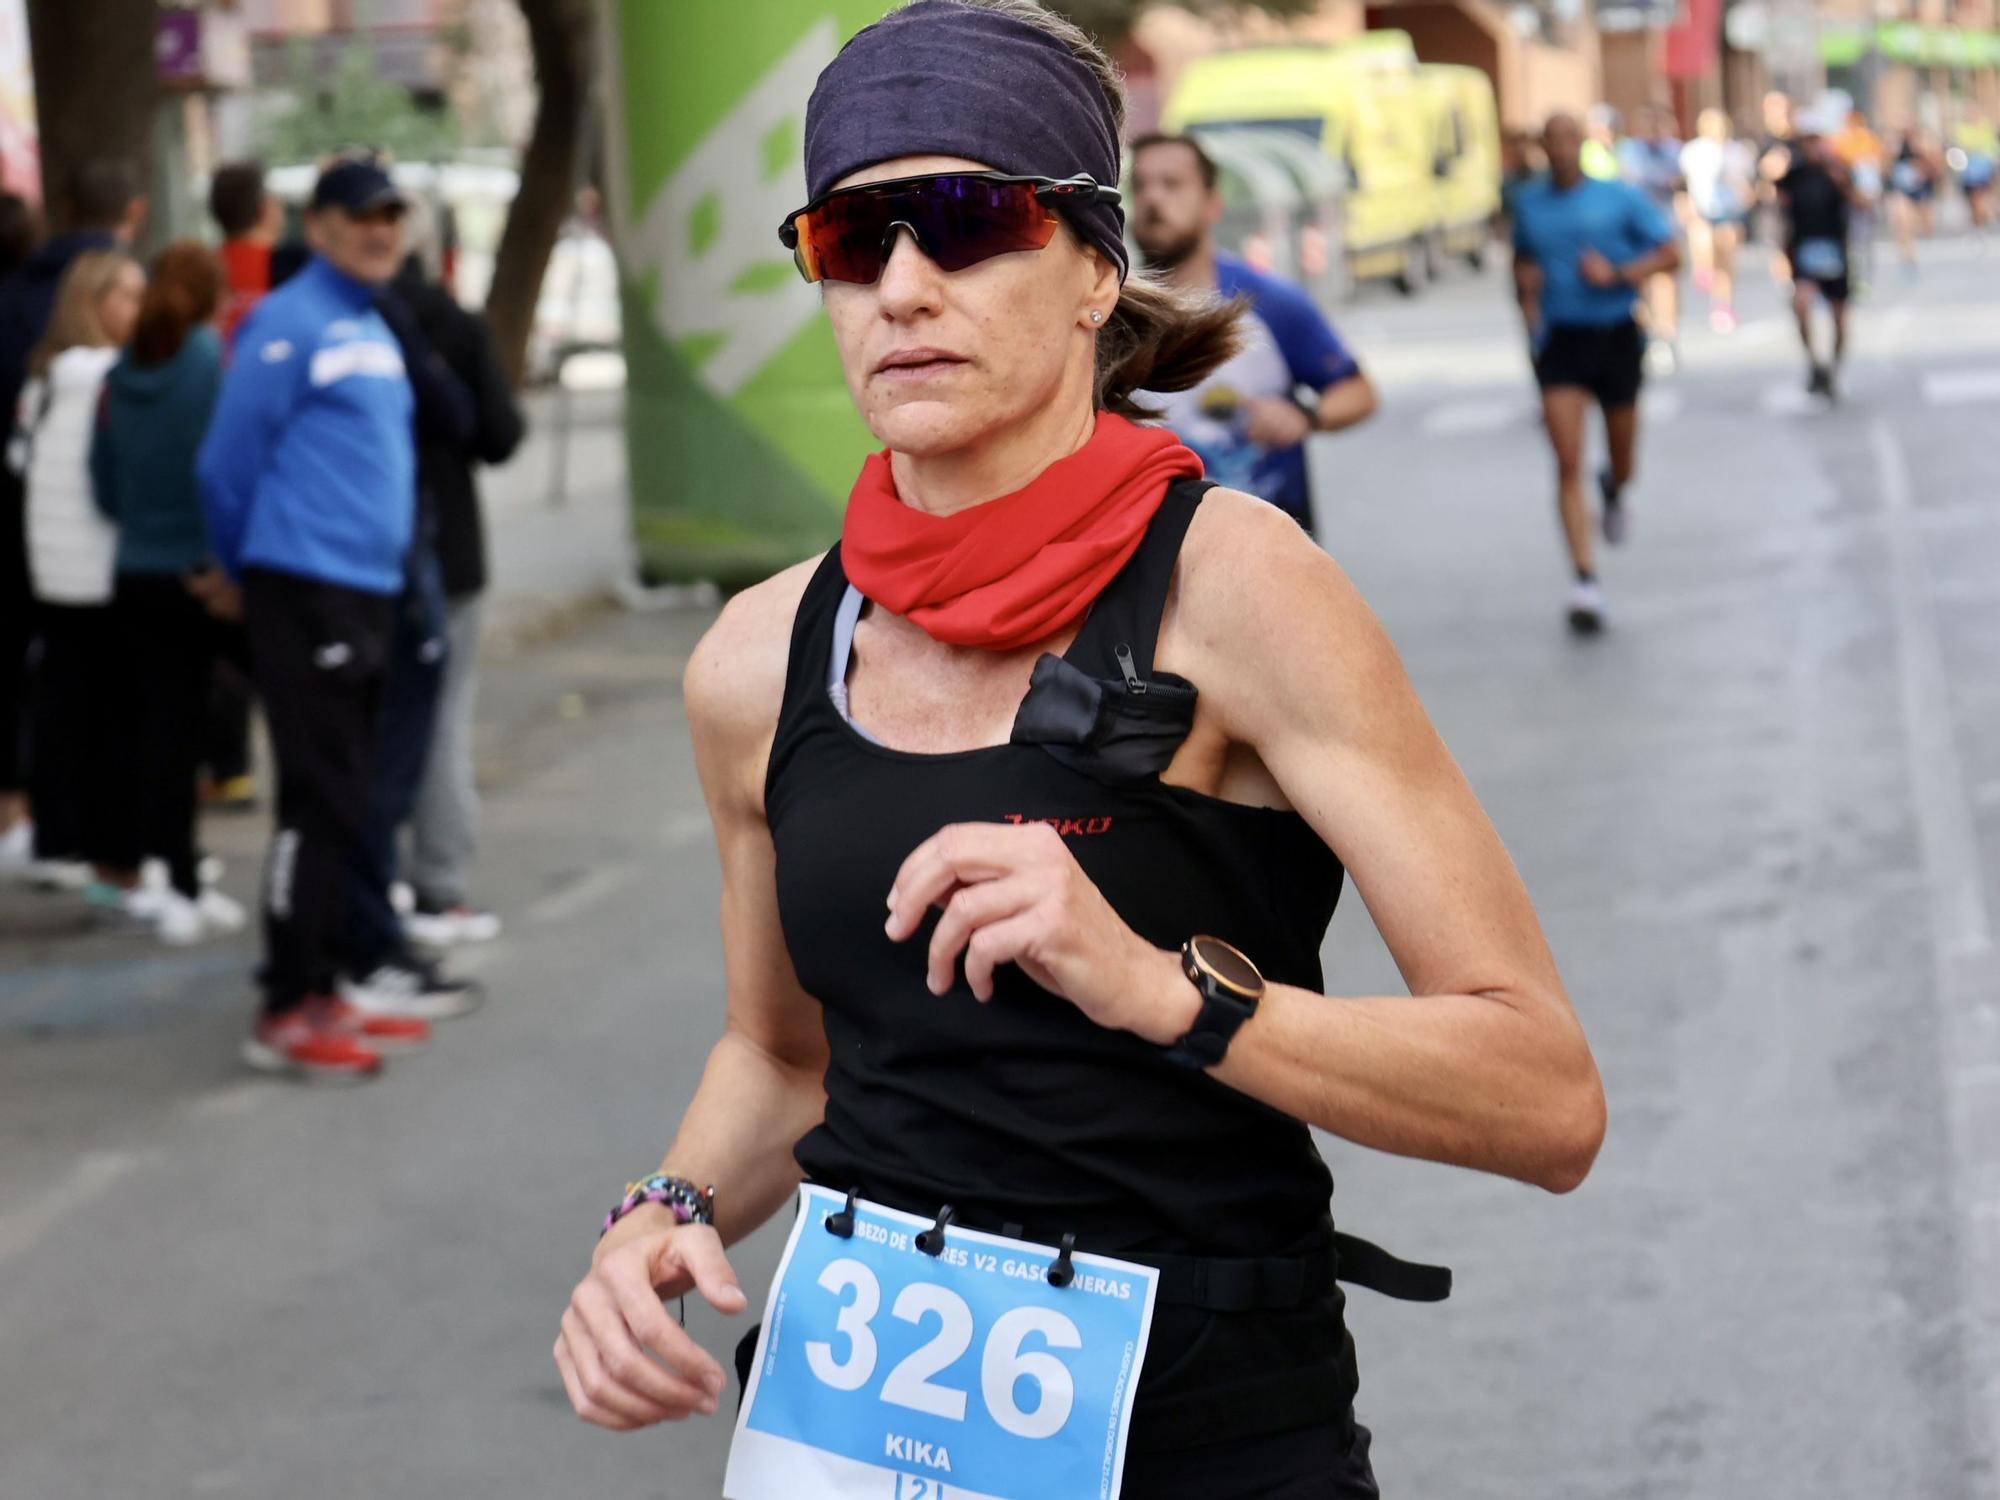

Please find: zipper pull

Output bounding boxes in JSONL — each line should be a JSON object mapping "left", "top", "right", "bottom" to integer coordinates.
{"left": 1114, "top": 642, "right": 1147, "bottom": 695}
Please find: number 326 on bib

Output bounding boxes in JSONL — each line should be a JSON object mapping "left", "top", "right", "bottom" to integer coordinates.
{"left": 725, "top": 1185, "right": 1159, "bottom": 1500}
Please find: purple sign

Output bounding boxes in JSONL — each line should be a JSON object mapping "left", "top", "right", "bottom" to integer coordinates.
{"left": 157, "top": 10, "right": 202, "bottom": 83}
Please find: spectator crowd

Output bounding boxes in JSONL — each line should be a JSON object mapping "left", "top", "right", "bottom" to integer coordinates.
{"left": 0, "top": 150, "right": 524, "bottom": 1082}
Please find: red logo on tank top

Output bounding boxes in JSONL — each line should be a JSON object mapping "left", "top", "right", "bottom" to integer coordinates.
{"left": 1002, "top": 814, "right": 1114, "bottom": 837}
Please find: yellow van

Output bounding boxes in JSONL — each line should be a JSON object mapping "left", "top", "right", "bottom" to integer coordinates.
{"left": 1416, "top": 63, "right": 1503, "bottom": 270}
{"left": 1164, "top": 40, "right": 1438, "bottom": 293}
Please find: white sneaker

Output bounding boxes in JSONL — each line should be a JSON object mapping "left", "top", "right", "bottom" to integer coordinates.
{"left": 0, "top": 819, "right": 32, "bottom": 874}
{"left": 197, "top": 888, "right": 248, "bottom": 934}
{"left": 124, "top": 884, "right": 172, "bottom": 922}
{"left": 29, "top": 859, "right": 92, "bottom": 892}
{"left": 390, "top": 881, "right": 415, "bottom": 917}
{"left": 404, "top": 904, "right": 503, "bottom": 947}
{"left": 341, "top": 960, "right": 482, "bottom": 1021}
{"left": 154, "top": 889, "right": 207, "bottom": 946}
{"left": 1566, "top": 580, "right": 1607, "bottom": 636}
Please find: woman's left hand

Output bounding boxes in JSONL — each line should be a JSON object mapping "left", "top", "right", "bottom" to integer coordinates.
{"left": 185, "top": 565, "right": 242, "bottom": 622}
{"left": 884, "top": 822, "right": 1192, "bottom": 1044}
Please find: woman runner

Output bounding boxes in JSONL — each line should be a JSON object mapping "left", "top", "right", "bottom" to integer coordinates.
{"left": 556, "top": 3, "right": 1606, "bottom": 1493}
{"left": 1680, "top": 108, "right": 1756, "bottom": 333}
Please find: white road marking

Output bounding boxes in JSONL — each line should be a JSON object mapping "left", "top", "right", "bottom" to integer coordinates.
{"left": 0, "top": 1149, "right": 144, "bottom": 1269}
{"left": 184, "top": 1083, "right": 274, "bottom": 1120}
{"left": 1921, "top": 368, "right": 2000, "bottom": 405}
{"left": 1872, "top": 423, "right": 1992, "bottom": 959}
{"left": 1640, "top": 387, "right": 1682, "bottom": 422}
{"left": 526, "top": 861, "right": 639, "bottom": 927}
{"left": 1420, "top": 397, "right": 1527, "bottom": 436}
{"left": 1416, "top": 384, "right": 1679, "bottom": 440}
{"left": 1871, "top": 421, "right": 2000, "bottom": 1471}
{"left": 1692, "top": 314, "right": 1784, "bottom": 349}
{"left": 1760, "top": 384, "right": 1817, "bottom": 416}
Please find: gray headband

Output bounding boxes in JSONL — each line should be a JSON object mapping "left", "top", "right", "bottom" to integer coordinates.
{"left": 803, "top": 1, "right": 1129, "bottom": 280}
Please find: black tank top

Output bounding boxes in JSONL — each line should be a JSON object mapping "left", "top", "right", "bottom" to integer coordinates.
{"left": 766, "top": 480, "right": 1345, "bottom": 1258}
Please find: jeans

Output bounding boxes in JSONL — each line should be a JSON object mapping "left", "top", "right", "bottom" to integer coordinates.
{"left": 406, "top": 593, "right": 482, "bottom": 908}
{"left": 343, "top": 549, "right": 447, "bottom": 975}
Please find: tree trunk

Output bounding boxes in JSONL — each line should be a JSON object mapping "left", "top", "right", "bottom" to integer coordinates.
{"left": 25, "top": 0, "right": 159, "bottom": 230}
{"left": 486, "top": 0, "right": 593, "bottom": 387}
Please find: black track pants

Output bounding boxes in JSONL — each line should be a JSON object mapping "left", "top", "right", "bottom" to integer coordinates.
{"left": 242, "top": 568, "right": 392, "bottom": 1015}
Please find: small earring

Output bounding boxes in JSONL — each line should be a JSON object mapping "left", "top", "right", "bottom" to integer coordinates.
{"left": 1089, "top": 309, "right": 1104, "bottom": 324}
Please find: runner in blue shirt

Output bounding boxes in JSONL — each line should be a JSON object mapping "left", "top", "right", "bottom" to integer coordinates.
{"left": 1512, "top": 111, "right": 1679, "bottom": 634}
{"left": 1127, "top": 133, "right": 1377, "bottom": 538}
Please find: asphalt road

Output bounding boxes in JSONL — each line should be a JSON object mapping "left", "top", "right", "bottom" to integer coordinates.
{"left": 4, "top": 232, "right": 1998, "bottom": 1499}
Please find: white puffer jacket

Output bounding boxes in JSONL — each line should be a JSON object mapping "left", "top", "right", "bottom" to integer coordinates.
{"left": 18, "top": 345, "right": 120, "bottom": 605}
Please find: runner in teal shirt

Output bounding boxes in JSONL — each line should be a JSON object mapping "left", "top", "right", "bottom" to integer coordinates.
{"left": 1511, "top": 170, "right": 1673, "bottom": 330}
{"left": 1512, "top": 112, "right": 1679, "bottom": 635}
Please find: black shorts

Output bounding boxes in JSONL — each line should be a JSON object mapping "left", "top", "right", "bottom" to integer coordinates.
{"left": 1788, "top": 242, "right": 1850, "bottom": 303}
{"left": 1795, "top": 269, "right": 1850, "bottom": 303}
{"left": 1534, "top": 320, "right": 1644, "bottom": 410}
{"left": 1119, "top": 1416, "right": 1379, "bottom": 1497}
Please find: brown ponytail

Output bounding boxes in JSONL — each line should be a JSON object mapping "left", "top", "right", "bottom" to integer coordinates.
{"left": 1094, "top": 274, "right": 1245, "bottom": 418}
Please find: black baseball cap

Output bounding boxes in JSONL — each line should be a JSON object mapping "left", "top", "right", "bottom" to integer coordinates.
{"left": 311, "top": 158, "right": 407, "bottom": 215}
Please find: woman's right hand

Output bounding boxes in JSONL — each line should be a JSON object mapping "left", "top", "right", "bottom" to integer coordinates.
{"left": 554, "top": 1211, "right": 750, "bottom": 1431}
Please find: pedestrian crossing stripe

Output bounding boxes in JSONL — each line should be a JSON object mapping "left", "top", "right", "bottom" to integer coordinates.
{"left": 1417, "top": 370, "right": 1986, "bottom": 434}
{"left": 1759, "top": 385, "right": 1816, "bottom": 416}
{"left": 1419, "top": 398, "right": 1524, "bottom": 436}
{"left": 1419, "top": 387, "right": 1683, "bottom": 436}
{"left": 1920, "top": 369, "right": 2000, "bottom": 405}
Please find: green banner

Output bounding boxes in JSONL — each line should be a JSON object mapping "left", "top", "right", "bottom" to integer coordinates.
{"left": 602, "top": 2, "right": 883, "bottom": 583}
{"left": 1819, "top": 26, "right": 1870, "bottom": 68}
{"left": 1876, "top": 21, "right": 1924, "bottom": 62}
{"left": 1865, "top": 21, "right": 2000, "bottom": 69}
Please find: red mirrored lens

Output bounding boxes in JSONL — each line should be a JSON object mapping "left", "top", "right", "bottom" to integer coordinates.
{"left": 791, "top": 176, "right": 1061, "bottom": 284}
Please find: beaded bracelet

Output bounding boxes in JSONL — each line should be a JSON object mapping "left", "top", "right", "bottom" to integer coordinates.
{"left": 600, "top": 1175, "right": 715, "bottom": 1239}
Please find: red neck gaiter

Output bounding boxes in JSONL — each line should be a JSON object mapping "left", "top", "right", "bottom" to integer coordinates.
{"left": 840, "top": 412, "right": 1204, "bottom": 652}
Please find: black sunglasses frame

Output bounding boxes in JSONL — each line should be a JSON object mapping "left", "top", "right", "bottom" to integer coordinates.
{"left": 777, "top": 171, "right": 1121, "bottom": 282}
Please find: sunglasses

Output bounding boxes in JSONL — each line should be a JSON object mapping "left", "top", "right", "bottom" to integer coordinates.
{"left": 779, "top": 171, "right": 1120, "bottom": 285}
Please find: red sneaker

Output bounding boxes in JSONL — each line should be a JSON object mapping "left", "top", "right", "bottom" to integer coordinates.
{"left": 242, "top": 1007, "right": 385, "bottom": 1082}
{"left": 317, "top": 994, "right": 430, "bottom": 1047}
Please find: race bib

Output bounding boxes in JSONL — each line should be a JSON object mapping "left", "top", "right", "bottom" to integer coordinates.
{"left": 725, "top": 1185, "right": 1159, "bottom": 1500}
{"left": 1795, "top": 237, "right": 1846, "bottom": 281}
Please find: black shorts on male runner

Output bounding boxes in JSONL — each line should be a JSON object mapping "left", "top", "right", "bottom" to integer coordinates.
{"left": 1788, "top": 239, "right": 1850, "bottom": 304}
{"left": 1533, "top": 319, "right": 1644, "bottom": 410}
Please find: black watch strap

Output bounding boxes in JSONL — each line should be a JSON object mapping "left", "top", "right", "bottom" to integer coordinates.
{"left": 1164, "top": 938, "right": 1262, "bottom": 1069}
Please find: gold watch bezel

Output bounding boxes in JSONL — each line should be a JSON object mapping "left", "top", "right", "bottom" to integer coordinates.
{"left": 1184, "top": 934, "right": 1264, "bottom": 1001}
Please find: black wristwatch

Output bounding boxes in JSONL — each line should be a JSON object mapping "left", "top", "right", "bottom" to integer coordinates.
{"left": 1163, "top": 935, "right": 1265, "bottom": 1069}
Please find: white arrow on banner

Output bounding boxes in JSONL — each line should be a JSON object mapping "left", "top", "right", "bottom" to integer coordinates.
{"left": 634, "top": 19, "right": 837, "bottom": 398}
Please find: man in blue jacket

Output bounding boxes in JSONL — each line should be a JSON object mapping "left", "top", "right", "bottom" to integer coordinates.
{"left": 198, "top": 156, "right": 434, "bottom": 1081}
